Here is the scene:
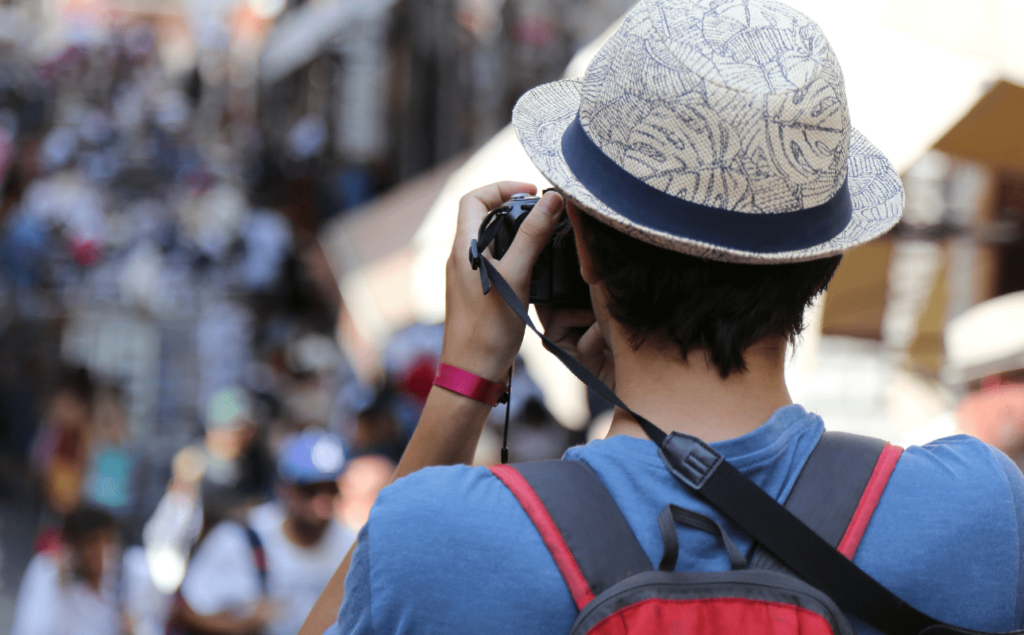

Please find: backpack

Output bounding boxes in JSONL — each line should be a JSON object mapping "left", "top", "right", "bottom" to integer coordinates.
{"left": 473, "top": 235, "right": 1024, "bottom": 635}
{"left": 490, "top": 431, "right": 940, "bottom": 634}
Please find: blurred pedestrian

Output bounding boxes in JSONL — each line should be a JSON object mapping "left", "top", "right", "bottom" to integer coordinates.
{"left": 184, "top": 385, "right": 272, "bottom": 528}
{"left": 11, "top": 507, "right": 125, "bottom": 635}
{"left": 171, "top": 430, "right": 353, "bottom": 635}
{"left": 139, "top": 386, "right": 270, "bottom": 601}
{"left": 30, "top": 367, "right": 95, "bottom": 516}
{"left": 335, "top": 454, "right": 394, "bottom": 534}
{"left": 81, "top": 385, "right": 136, "bottom": 527}
{"left": 903, "top": 290, "right": 1024, "bottom": 467}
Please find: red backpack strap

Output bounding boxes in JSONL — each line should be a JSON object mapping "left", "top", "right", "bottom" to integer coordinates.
{"left": 837, "top": 441, "right": 902, "bottom": 558}
{"left": 490, "top": 460, "right": 651, "bottom": 610}
{"left": 751, "top": 431, "right": 903, "bottom": 571}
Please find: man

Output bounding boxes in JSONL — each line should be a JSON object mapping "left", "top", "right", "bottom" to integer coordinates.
{"left": 142, "top": 386, "right": 272, "bottom": 598}
{"left": 187, "top": 386, "right": 272, "bottom": 525}
{"left": 901, "top": 290, "right": 1024, "bottom": 465}
{"left": 178, "top": 430, "right": 354, "bottom": 635}
{"left": 12, "top": 508, "right": 123, "bottom": 635}
{"left": 304, "top": 0, "right": 1024, "bottom": 633}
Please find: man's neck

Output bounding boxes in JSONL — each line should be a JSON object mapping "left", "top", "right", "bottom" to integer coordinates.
{"left": 605, "top": 334, "right": 793, "bottom": 444}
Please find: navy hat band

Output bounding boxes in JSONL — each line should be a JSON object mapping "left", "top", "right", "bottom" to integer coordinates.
{"left": 560, "top": 116, "right": 853, "bottom": 254}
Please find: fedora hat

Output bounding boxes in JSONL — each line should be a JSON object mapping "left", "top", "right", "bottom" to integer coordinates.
{"left": 513, "top": 0, "right": 904, "bottom": 264}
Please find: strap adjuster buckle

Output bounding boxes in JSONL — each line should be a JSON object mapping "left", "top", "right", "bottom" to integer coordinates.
{"left": 660, "top": 433, "right": 724, "bottom": 490}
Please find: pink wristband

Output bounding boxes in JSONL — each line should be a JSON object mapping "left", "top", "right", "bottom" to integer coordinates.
{"left": 433, "top": 363, "right": 509, "bottom": 406}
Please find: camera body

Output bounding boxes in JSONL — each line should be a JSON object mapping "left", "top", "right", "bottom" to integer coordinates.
{"left": 488, "top": 193, "right": 591, "bottom": 309}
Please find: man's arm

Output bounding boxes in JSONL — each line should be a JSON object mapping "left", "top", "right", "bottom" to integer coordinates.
{"left": 298, "top": 182, "right": 566, "bottom": 635}
{"left": 171, "top": 597, "right": 273, "bottom": 635}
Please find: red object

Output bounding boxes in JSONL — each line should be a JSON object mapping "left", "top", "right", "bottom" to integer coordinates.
{"left": 510, "top": 16, "right": 559, "bottom": 46}
{"left": 586, "top": 598, "right": 835, "bottom": 635}
{"left": 491, "top": 464, "right": 595, "bottom": 609}
{"left": 433, "top": 363, "right": 508, "bottom": 406}
{"left": 401, "top": 355, "right": 438, "bottom": 404}
{"left": 70, "top": 238, "right": 102, "bottom": 266}
{"left": 837, "top": 443, "right": 903, "bottom": 559}
{"left": 34, "top": 528, "right": 62, "bottom": 555}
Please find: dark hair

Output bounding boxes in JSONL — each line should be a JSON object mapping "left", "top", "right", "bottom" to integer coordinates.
{"left": 576, "top": 210, "right": 842, "bottom": 378}
{"left": 61, "top": 507, "right": 118, "bottom": 547}
{"left": 57, "top": 366, "right": 95, "bottom": 406}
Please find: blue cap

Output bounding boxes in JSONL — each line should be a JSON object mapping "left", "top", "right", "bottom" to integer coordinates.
{"left": 277, "top": 430, "right": 346, "bottom": 484}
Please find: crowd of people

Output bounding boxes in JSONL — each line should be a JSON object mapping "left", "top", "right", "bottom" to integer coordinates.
{"left": 11, "top": 377, "right": 402, "bottom": 635}
{"left": 0, "top": 12, "right": 593, "bottom": 635}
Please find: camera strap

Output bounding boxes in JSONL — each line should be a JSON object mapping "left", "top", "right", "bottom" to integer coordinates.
{"left": 468, "top": 244, "right": 1015, "bottom": 635}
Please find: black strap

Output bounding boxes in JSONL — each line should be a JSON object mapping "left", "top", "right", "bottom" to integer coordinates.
{"left": 750, "top": 431, "right": 886, "bottom": 572}
{"left": 657, "top": 504, "right": 746, "bottom": 572}
{"left": 243, "top": 524, "right": 268, "bottom": 594}
{"left": 512, "top": 460, "right": 651, "bottom": 597}
{"left": 471, "top": 248, "right": 1023, "bottom": 635}
{"left": 471, "top": 254, "right": 666, "bottom": 446}
{"left": 662, "top": 434, "right": 1022, "bottom": 635}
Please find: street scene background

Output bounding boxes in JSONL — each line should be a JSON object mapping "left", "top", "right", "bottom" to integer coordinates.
{"left": 2, "top": 0, "right": 1024, "bottom": 633}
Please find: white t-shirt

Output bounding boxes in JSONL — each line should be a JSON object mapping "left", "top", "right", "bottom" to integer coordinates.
{"left": 11, "top": 552, "right": 121, "bottom": 635}
{"left": 180, "top": 501, "right": 355, "bottom": 635}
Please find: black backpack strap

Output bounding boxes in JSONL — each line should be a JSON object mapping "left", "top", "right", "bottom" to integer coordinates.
{"left": 490, "top": 460, "right": 651, "bottom": 609}
{"left": 242, "top": 524, "right": 269, "bottom": 594}
{"left": 660, "top": 433, "right": 1024, "bottom": 635}
{"left": 751, "top": 431, "right": 893, "bottom": 572}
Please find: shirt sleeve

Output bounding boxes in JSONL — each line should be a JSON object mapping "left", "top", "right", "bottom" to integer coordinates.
{"left": 331, "top": 525, "right": 374, "bottom": 635}
{"left": 858, "top": 434, "right": 1024, "bottom": 632}
{"left": 10, "top": 554, "right": 60, "bottom": 635}
{"left": 179, "top": 521, "right": 261, "bottom": 616}
{"left": 989, "top": 446, "right": 1024, "bottom": 627}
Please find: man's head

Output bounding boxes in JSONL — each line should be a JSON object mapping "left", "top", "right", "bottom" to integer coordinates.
{"left": 570, "top": 204, "right": 841, "bottom": 377}
{"left": 61, "top": 507, "right": 119, "bottom": 587}
{"left": 277, "top": 429, "right": 346, "bottom": 543}
{"left": 512, "top": 0, "right": 904, "bottom": 368}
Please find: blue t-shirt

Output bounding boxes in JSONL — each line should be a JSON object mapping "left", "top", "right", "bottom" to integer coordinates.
{"left": 330, "top": 405, "right": 1024, "bottom": 634}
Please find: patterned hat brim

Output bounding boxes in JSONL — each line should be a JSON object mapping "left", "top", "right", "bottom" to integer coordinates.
{"left": 512, "top": 78, "right": 905, "bottom": 264}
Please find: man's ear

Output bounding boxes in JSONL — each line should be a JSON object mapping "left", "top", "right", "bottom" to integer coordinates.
{"left": 566, "top": 202, "right": 599, "bottom": 285}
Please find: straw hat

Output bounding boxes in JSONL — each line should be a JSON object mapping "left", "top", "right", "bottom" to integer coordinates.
{"left": 513, "top": 0, "right": 904, "bottom": 264}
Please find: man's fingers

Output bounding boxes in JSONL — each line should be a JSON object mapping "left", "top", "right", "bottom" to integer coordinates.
{"left": 456, "top": 181, "right": 537, "bottom": 240}
{"left": 500, "top": 191, "right": 564, "bottom": 274}
{"left": 576, "top": 322, "right": 608, "bottom": 365}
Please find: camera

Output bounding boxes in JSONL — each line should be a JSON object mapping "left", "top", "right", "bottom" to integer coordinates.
{"left": 486, "top": 193, "right": 591, "bottom": 309}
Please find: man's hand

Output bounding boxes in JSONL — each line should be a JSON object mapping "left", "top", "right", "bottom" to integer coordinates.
{"left": 536, "top": 307, "right": 615, "bottom": 390}
{"left": 440, "top": 182, "right": 564, "bottom": 382}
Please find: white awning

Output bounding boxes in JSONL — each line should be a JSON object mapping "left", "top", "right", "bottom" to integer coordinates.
{"left": 259, "top": 0, "right": 397, "bottom": 83}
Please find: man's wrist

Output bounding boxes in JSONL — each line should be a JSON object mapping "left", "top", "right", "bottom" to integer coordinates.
{"left": 437, "top": 350, "right": 511, "bottom": 385}
{"left": 434, "top": 363, "right": 509, "bottom": 406}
